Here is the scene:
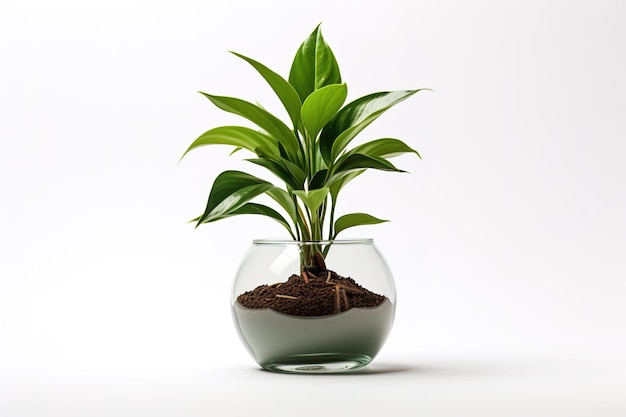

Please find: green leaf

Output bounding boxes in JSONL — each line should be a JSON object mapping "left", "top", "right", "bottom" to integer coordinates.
{"left": 289, "top": 24, "right": 342, "bottom": 102}
{"left": 334, "top": 213, "right": 389, "bottom": 237}
{"left": 327, "top": 154, "right": 404, "bottom": 190}
{"left": 228, "top": 203, "right": 295, "bottom": 239}
{"left": 348, "top": 138, "right": 421, "bottom": 159}
{"left": 329, "top": 169, "right": 364, "bottom": 203}
{"left": 309, "top": 169, "right": 328, "bottom": 190}
{"left": 301, "top": 84, "right": 347, "bottom": 140}
{"left": 319, "top": 89, "right": 425, "bottom": 164}
{"left": 293, "top": 187, "right": 329, "bottom": 213}
{"left": 266, "top": 187, "right": 298, "bottom": 226}
{"left": 230, "top": 51, "right": 302, "bottom": 128}
{"left": 199, "top": 92, "right": 300, "bottom": 162}
{"left": 196, "top": 171, "right": 274, "bottom": 225}
{"left": 246, "top": 157, "right": 306, "bottom": 190}
{"left": 229, "top": 147, "right": 243, "bottom": 156}
{"left": 182, "top": 126, "right": 279, "bottom": 160}
{"left": 331, "top": 153, "right": 404, "bottom": 177}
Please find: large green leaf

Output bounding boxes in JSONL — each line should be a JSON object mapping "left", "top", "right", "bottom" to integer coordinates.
{"left": 301, "top": 83, "right": 347, "bottom": 140}
{"left": 182, "top": 126, "right": 279, "bottom": 159}
{"left": 319, "top": 89, "right": 424, "bottom": 163}
{"left": 288, "top": 25, "right": 342, "bottom": 102}
{"left": 293, "top": 187, "right": 329, "bottom": 213}
{"left": 196, "top": 171, "right": 274, "bottom": 225}
{"left": 347, "top": 138, "right": 421, "bottom": 159}
{"left": 199, "top": 93, "right": 300, "bottom": 162}
{"left": 334, "top": 213, "right": 389, "bottom": 237}
{"left": 230, "top": 51, "right": 302, "bottom": 127}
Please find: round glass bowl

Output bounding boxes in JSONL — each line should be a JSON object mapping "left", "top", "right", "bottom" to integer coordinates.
{"left": 231, "top": 239, "right": 396, "bottom": 373}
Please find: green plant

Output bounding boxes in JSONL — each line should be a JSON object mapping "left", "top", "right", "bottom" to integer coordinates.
{"left": 182, "top": 25, "right": 427, "bottom": 271}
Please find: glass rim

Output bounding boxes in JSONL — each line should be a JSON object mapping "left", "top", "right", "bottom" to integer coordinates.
{"left": 252, "top": 238, "right": 374, "bottom": 245}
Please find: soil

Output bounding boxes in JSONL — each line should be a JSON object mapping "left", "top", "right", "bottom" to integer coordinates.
{"left": 236, "top": 269, "right": 386, "bottom": 317}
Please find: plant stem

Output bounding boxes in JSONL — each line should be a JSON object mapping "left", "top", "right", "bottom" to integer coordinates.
{"left": 329, "top": 198, "right": 336, "bottom": 238}
{"left": 296, "top": 201, "right": 311, "bottom": 241}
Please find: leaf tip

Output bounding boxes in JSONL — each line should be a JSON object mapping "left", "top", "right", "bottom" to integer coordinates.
{"left": 178, "top": 145, "right": 194, "bottom": 164}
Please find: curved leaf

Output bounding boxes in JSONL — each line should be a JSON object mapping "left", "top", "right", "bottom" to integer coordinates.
{"left": 196, "top": 171, "right": 274, "bottom": 225}
{"left": 319, "top": 89, "right": 425, "bottom": 163}
{"left": 329, "top": 169, "right": 364, "bottom": 203}
{"left": 348, "top": 138, "right": 421, "bottom": 159}
{"left": 289, "top": 24, "right": 342, "bottom": 102}
{"left": 334, "top": 213, "right": 389, "bottom": 237}
{"left": 182, "top": 126, "right": 279, "bottom": 159}
{"left": 230, "top": 51, "right": 302, "bottom": 127}
{"left": 293, "top": 188, "right": 329, "bottom": 213}
{"left": 331, "top": 153, "right": 404, "bottom": 176}
{"left": 309, "top": 169, "right": 328, "bottom": 190}
{"left": 301, "top": 83, "right": 347, "bottom": 140}
{"left": 229, "top": 147, "right": 243, "bottom": 156}
{"left": 327, "top": 154, "right": 404, "bottom": 189}
{"left": 246, "top": 157, "right": 306, "bottom": 190}
{"left": 199, "top": 92, "right": 300, "bottom": 162}
{"left": 228, "top": 203, "right": 295, "bottom": 239}
{"left": 266, "top": 187, "right": 298, "bottom": 226}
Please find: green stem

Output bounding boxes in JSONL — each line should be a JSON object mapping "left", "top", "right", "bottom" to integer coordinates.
{"left": 295, "top": 222, "right": 301, "bottom": 241}
{"left": 307, "top": 136, "right": 315, "bottom": 182}
{"left": 296, "top": 201, "right": 311, "bottom": 241}
{"left": 322, "top": 199, "right": 336, "bottom": 258}
{"left": 310, "top": 212, "right": 318, "bottom": 241}
{"left": 294, "top": 128, "right": 305, "bottom": 167}
{"left": 329, "top": 198, "right": 336, "bottom": 239}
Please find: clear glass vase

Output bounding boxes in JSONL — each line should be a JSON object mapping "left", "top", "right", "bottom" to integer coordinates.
{"left": 231, "top": 239, "right": 396, "bottom": 373}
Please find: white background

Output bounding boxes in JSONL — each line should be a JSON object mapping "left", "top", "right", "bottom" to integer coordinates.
{"left": 1, "top": 0, "right": 625, "bottom": 415}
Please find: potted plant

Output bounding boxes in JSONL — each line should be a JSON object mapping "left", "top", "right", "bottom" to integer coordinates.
{"left": 181, "top": 25, "right": 428, "bottom": 373}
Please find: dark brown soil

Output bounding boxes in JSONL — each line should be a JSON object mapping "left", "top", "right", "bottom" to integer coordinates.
{"left": 236, "top": 269, "right": 386, "bottom": 317}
